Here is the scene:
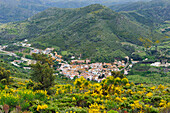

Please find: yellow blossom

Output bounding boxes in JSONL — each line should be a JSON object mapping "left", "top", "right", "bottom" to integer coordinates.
{"left": 146, "top": 92, "right": 153, "bottom": 97}
{"left": 5, "top": 85, "right": 8, "bottom": 89}
{"left": 126, "top": 83, "right": 130, "bottom": 87}
{"left": 37, "top": 104, "right": 48, "bottom": 111}
{"left": 158, "top": 84, "right": 164, "bottom": 90}
{"left": 130, "top": 104, "right": 135, "bottom": 109}
{"left": 115, "top": 97, "right": 123, "bottom": 102}
{"left": 72, "top": 97, "right": 76, "bottom": 101}
{"left": 150, "top": 86, "right": 156, "bottom": 90}
{"left": 122, "top": 97, "right": 127, "bottom": 101}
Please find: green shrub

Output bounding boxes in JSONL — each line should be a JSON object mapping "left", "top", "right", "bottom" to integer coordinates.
{"left": 35, "top": 91, "right": 47, "bottom": 101}
{"left": 21, "top": 102, "right": 30, "bottom": 111}
{"left": 132, "top": 94, "right": 140, "bottom": 100}
{"left": 144, "top": 99, "right": 151, "bottom": 103}
{"left": 18, "top": 90, "right": 34, "bottom": 101}
{"left": 26, "top": 81, "right": 34, "bottom": 89}
{"left": 108, "top": 110, "right": 119, "bottom": 113}
{"left": 106, "top": 101, "right": 118, "bottom": 110}
{"left": 151, "top": 96, "right": 162, "bottom": 102}
{"left": 65, "top": 107, "right": 88, "bottom": 113}
{"left": 0, "top": 79, "right": 7, "bottom": 85}
{"left": 0, "top": 83, "right": 5, "bottom": 90}
{"left": 0, "top": 67, "right": 11, "bottom": 84}
{"left": 150, "top": 107, "right": 159, "bottom": 113}
{"left": 33, "top": 83, "right": 43, "bottom": 91}
{"left": 2, "top": 95, "right": 18, "bottom": 107}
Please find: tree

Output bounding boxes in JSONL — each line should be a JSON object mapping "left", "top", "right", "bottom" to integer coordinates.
{"left": 0, "top": 67, "right": 10, "bottom": 84}
{"left": 30, "top": 54, "right": 55, "bottom": 89}
{"left": 111, "top": 71, "right": 124, "bottom": 79}
{"left": 32, "top": 53, "right": 54, "bottom": 66}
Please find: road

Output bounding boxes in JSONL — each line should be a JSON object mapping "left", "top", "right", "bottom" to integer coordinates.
{"left": 0, "top": 49, "right": 19, "bottom": 57}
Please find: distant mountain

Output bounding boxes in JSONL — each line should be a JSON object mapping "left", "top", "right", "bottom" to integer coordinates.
{"left": 110, "top": 0, "right": 170, "bottom": 26}
{"left": 0, "top": 0, "right": 48, "bottom": 23}
{"left": 0, "top": 0, "right": 150, "bottom": 23}
{"left": 0, "top": 4, "right": 163, "bottom": 62}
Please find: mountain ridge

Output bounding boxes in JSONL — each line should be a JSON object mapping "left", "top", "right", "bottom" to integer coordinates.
{"left": 0, "top": 0, "right": 151, "bottom": 23}
{"left": 0, "top": 4, "right": 163, "bottom": 62}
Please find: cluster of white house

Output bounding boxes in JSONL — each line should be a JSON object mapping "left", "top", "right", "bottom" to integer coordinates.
{"left": 59, "top": 60, "right": 129, "bottom": 82}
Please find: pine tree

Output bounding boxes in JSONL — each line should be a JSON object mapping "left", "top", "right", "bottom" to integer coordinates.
{"left": 31, "top": 54, "right": 55, "bottom": 89}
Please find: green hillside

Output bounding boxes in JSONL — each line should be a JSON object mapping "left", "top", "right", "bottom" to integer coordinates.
{"left": 0, "top": 0, "right": 151, "bottom": 23}
{"left": 0, "top": 4, "right": 164, "bottom": 62}
{"left": 0, "top": 0, "right": 48, "bottom": 23}
{"left": 110, "top": 0, "right": 170, "bottom": 27}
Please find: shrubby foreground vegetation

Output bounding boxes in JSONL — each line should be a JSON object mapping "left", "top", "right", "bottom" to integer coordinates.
{"left": 0, "top": 66, "right": 169, "bottom": 113}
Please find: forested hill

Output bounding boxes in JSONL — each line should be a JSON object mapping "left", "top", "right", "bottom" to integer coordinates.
{"left": 0, "top": 0, "right": 47, "bottom": 23}
{"left": 110, "top": 0, "right": 170, "bottom": 26}
{"left": 0, "top": 0, "right": 150, "bottom": 23}
{"left": 0, "top": 4, "right": 163, "bottom": 62}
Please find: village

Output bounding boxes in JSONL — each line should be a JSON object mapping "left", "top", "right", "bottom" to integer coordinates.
{"left": 0, "top": 39, "right": 169, "bottom": 82}
{"left": 59, "top": 59, "right": 130, "bottom": 82}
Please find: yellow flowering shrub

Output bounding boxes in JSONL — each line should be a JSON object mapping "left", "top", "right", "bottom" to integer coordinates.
{"left": 158, "top": 84, "right": 164, "bottom": 90}
{"left": 89, "top": 103, "right": 105, "bottom": 113}
{"left": 121, "top": 78, "right": 129, "bottom": 84}
{"left": 37, "top": 104, "right": 48, "bottom": 111}
{"left": 0, "top": 75, "right": 169, "bottom": 113}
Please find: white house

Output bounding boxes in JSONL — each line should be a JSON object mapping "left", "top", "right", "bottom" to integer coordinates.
{"left": 150, "top": 62, "right": 161, "bottom": 67}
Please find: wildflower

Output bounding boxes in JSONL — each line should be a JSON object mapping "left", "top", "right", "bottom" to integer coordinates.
{"left": 37, "top": 104, "right": 48, "bottom": 111}
{"left": 72, "top": 97, "right": 76, "bottom": 101}
{"left": 115, "top": 77, "right": 121, "bottom": 83}
{"left": 145, "top": 104, "right": 150, "bottom": 108}
{"left": 146, "top": 92, "right": 153, "bottom": 97}
{"left": 114, "top": 93, "right": 118, "bottom": 96}
{"left": 143, "top": 88, "right": 146, "bottom": 92}
{"left": 127, "top": 89, "right": 132, "bottom": 94}
{"left": 126, "top": 83, "right": 130, "bottom": 87}
{"left": 130, "top": 82, "right": 135, "bottom": 86}
{"left": 130, "top": 104, "right": 135, "bottom": 109}
{"left": 150, "top": 86, "right": 156, "bottom": 90}
{"left": 122, "top": 97, "right": 127, "bottom": 101}
{"left": 106, "top": 94, "right": 110, "bottom": 98}
{"left": 137, "top": 91, "right": 144, "bottom": 95}
{"left": 5, "top": 85, "right": 8, "bottom": 89}
{"left": 159, "top": 99, "right": 167, "bottom": 107}
{"left": 162, "top": 90, "right": 168, "bottom": 94}
{"left": 158, "top": 84, "right": 164, "bottom": 90}
{"left": 115, "top": 97, "right": 123, "bottom": 102}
